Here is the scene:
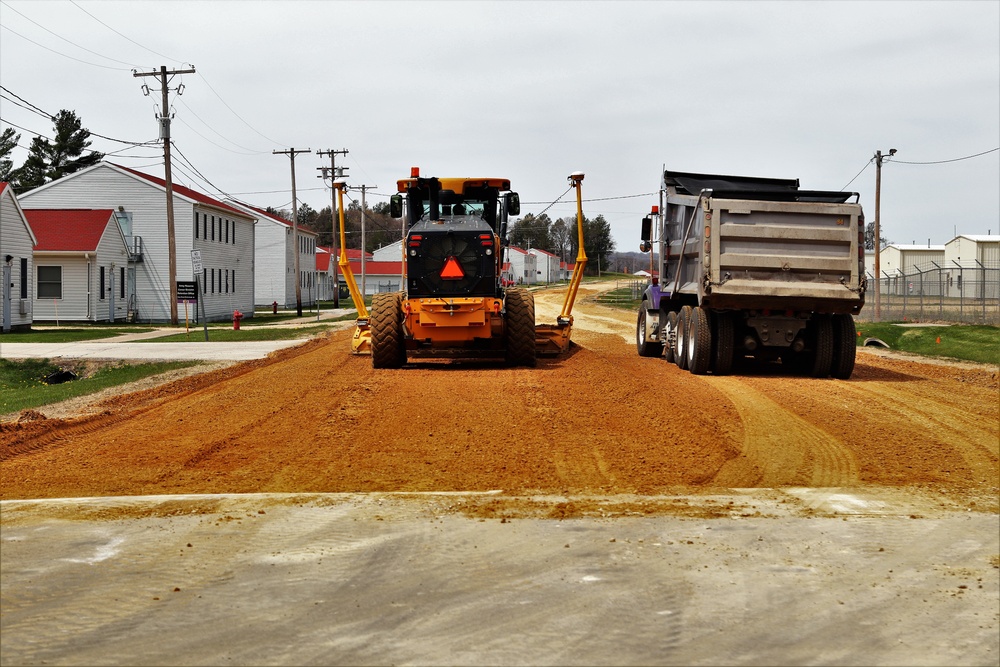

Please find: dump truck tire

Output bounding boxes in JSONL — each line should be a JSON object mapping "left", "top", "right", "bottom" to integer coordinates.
{"left": 663, "top": 311, "right": 677, "bottom": 364}
{"left": 505, "top": 288, "right": 536, "bottom": 367}
{"left": 675, "top": 306, "right": 692, "bottom": 371}
{"left": 371, "top": 292, "right": 406, "bottom": 369}
{"left": 688, "top": 306, "right": 712, "bottom": 375}
{"left": 636, "top": 303, "right": 664, "bottom": 358}
{"left": 711, "top": 311, "right": 735, "bottom": 376}
{"left": 810, "top": 314, "right": 834, "bottom": 378}
{"left": 830, "top": 313, "right": 857, "bottom": 379}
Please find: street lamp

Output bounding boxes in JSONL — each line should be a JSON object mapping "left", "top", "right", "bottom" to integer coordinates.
{"left": 873, "top": 148, "right": 896, "bottom": 321}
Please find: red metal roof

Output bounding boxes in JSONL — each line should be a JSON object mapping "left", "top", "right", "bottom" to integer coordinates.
{"left": 0, "top": 182, "right": 8, "bottom": 194}
{"left": 316, "top": 252, "right": 330, "bottom": 271}
{"left": 342, "top": 260, "right": 402, "bottom": 275}
{"left": 112, "top": 163, "right": 251, "bottom": 219}
{"left": 24, "top": 209, "right": 117, "bottom": 252}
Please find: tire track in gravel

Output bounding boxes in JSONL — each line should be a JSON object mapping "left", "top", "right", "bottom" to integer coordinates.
{"left": 706, "top": 377, "right": 860, "bottom": 488}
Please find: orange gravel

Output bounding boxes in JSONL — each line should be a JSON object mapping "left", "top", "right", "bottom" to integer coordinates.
{"left": 1, "top": 289, "right": 997, "bottom": 511}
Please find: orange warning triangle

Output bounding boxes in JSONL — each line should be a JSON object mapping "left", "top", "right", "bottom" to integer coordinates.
{"left": 440, "top": 256, "right": 465, "bottom": 280}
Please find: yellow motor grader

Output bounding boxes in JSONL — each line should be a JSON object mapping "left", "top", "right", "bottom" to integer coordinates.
{"left": 332, "top": 170, "right": 589, "bottom": 367}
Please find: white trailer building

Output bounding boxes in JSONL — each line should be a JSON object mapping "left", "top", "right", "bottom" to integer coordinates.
{"left": 18, "top": 162, "right": 256, "bottom": 323}
{"left": 0, "top": 182, "right": 37, "bottom": 332}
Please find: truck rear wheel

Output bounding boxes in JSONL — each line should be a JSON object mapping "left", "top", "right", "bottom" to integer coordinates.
{"left": 830, "top": 314, "right": 857, "bottom": 379}
{"left": 688, "top": 306, "right": 712, "bottom": 375}
{"left": 663, "top": 311, "right": 677, "bottom": 364}
{"left": 505, "top": 288, "right": 536, "bottom": 367}
{"left": 711, "top": 311, "right": 735, "bottom": 375}
{"left": 371, "top": 292, "right": 406, "bottom": 369}
{"left": 810, "top": 314, "right": 834, "bottom": 378}
{"left": 675, "top": 306, "right": 692, "bottom": 370}
{"left": 636, "top": 304, "right": 664, "bottom": 358}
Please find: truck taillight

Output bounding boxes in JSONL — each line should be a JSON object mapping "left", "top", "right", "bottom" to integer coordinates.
{"left": 408, "top": 234, "right": 423, "bottom": 248}
{"left": 479, "top": 233, "right": 493, "bottom": 247}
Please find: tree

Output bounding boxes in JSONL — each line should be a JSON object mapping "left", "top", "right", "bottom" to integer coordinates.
{"left": 14, "top": 110, "right": 103, "bottom": 193}
{"left": 508, "top": 213, "right": 552, "bottom": 251}
{"left": 549, "top": 217, "right": 572, "bottom": 262}
{"left": 296, "top": 202, "right": 318, "bottom": 228}
{"left": 0, "top": 127, "right": 19, "bottom": 183}
{"left": 864, "top": 221, "right": 891, "bottom": 250}
{"left": 571, "top": 214, "right": 616, "bottom": 275}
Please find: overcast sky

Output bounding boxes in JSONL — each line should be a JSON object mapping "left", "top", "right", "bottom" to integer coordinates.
{"left": 2, "top": 0, "right": 998, "bottom": 252}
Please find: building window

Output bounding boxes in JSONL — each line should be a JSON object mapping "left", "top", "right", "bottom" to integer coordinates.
{"left": 232, "top": 223, "right": 236, "bottom": 244}
{"left": 211, "top": 215, "right": 215, "bottom": 241}
{"left": 120, "top": 267, "right": 126, "bottom": 298}
{"left": 19, "top": 258, "right": 27, "bottom": 299}
{"left": 99, "top": 265, "right": 106, "bottom": 299}
{"left": 225, "top": 268, "right": 229, "bottom": 293}
{"left": 194, "top": 212, "right": 199, "bottom": 239}
{"left": 37, "top": 265, "right": 62, "bottom": 299}
{"left": 225, "top": 219, "right": 229, "bottom": 244}
{"left": 232, "top": 269, "right": 236, "bottom": 292}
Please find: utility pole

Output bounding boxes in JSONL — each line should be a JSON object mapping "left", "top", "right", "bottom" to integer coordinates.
{"left": 317, "top": 149, "right": 348, "bottom": 307}
{"left": 873, "top": 148, "right": 896, "bottom": 322}
{"left": 274, "top": 147, "right": 310, "bottom": 316}
{"left": 133, "top": 65, "right": 195, "bottom": 325}
{"left": 350, "top": 184, "right": 377, "bottom": 300}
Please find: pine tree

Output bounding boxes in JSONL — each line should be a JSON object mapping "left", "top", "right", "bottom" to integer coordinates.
{"left": 14, "top": 110, "right": 104, "bottom": 193}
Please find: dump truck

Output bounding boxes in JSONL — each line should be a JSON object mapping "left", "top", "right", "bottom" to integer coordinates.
{"left": 635, "top": 170, "right": 866, "bottom": 378}
{"left": 330, "top": 169, "right": 588, "bottom": 367}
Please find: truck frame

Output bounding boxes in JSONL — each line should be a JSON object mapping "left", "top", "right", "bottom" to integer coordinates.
{"left": 636, "top": 170, "right": 866, "bottom": 378}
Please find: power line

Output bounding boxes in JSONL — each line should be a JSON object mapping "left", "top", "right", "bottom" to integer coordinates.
{"left": 891, "top": 147, "right": 999, "bottom": 165}
{"left": 0, "top": 0, "right": 147, "bottom": 69}
{"left": 0, "top": 86, "right": 49, "bottom": 118}
{"left": 175, "top": 97, "right": 269, "bottom": 154}
{"left": 198, "top": 72, "right": 284, "bottom": 146}
{"left": 69, "top": 0, "right": 183, "bottom": 65}
{"left": 0, "top": 23, "right": 130, "bottom": 70}
{"left": 841, "top": 159, "right": 872, "bottom": 191}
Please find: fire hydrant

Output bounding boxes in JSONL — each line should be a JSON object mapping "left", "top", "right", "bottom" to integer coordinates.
{"left": 272, "top": 301, "right": 278, "bottom": 314}
{"left": 233, "top": 309, "right": 243, "bottom": 330}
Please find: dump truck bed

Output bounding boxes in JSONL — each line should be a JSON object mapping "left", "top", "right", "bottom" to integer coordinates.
{"left": 661, "top": 171, "right": 865, "bottom": 315}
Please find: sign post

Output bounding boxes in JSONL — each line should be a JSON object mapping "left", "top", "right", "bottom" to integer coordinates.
{"left": 190, "top": 250, "right": 208, "bottom": 341}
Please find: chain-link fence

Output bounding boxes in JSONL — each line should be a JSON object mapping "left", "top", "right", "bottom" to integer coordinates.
{"left": 860, "top": 261, "right": 1000, "bottom": 324}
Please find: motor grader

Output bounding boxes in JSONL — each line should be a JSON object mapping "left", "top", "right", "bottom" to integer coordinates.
{"left": 331, "top": 169, "right": 589, "bottom": 367}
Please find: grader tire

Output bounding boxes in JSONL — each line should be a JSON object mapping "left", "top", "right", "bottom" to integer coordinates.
{"left": 505, "top": 288, "right": 536, "bottom": 367}
{"left": 371, "top": 292, "right": 406, "bottom": 369}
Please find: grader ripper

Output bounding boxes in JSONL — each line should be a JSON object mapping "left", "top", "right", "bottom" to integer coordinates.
{"left": 332, "top": 170, "right": 589, "bottom": 366}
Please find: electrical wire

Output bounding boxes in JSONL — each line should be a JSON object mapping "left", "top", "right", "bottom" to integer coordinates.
{"left": 69, "top": 0, "right": 184, "bottom": 65}
{"left": 174, "top": 114, "right": 263, "bottom": 156}
{"left": 175, "top": 98, "right": 269, "bottom": 154}
{"left": 197, "top": 71, "right": 285, "bottom": 146}
{"left": 0, "top": 0, "right": 148, "bottom": 69}
{"left": 0, "top": 87, "right": 49, "bottom": 118}
{"left": 0, "top": 23, "right": 131, "bottom": 70}
{"left": 891, "top": 147, "right": 999, "bottom": 165}
{"left": 841, "top": 159, "right": 873, "bottom": 191}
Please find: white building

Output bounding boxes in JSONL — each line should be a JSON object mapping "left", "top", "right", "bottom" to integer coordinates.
{"left": 372, "top": 240, "right": 403, "bottom": 262}
{"left": 25, "top": 209, "right": 131, "bottom": 322}
{"left": 944, "top": 235, "right": 1000, "bottom": 299}
{"left": 18, "top": 162, "right": 256, "bottom": 323}
{"left": 528, "top": 248, "right": 560, "bottom": 283}
{"left": 225, "top": 201, "right": 317, "bottom": 309}
{"left": 505, "top": 246, "right": 537, "bottom": 285}
{"left": 0, "top": 182, "right": 37, "bottom": 332}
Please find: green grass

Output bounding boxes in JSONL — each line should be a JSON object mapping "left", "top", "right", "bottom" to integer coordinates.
{"left": 0, "top": 327, "right": 153, "bottom": 343}
{"left": 145, "top": 324, "right": 336, "bottom": 343}
{"left": 854, "top": 322, "right": 999, "bottom": 365}
{"left": 0, "top": 358, "right": 198, "bottom": 417}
